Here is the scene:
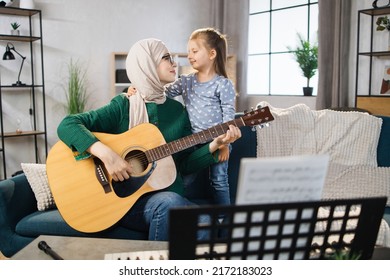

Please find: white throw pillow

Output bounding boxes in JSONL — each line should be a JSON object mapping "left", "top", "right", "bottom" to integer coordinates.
{"left": 313, "top": 109, "right": 382, "bottom": 167}
{"left": 21, "top": 163, "right": 55, "bottom": 211}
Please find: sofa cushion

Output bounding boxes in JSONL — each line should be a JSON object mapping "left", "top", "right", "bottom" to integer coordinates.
{"left": 313, "top": 109, "right": 382, "bottom": 167}
{"left": 15, "top": 209, "right": 147, "bottom": 240}
{"left": 377, "top": 116, "right": 390, "bottom": 167}
{"left": 322, "top": 163, "right": 390, "bottom": 206}
{"left": 21, "top": 163, "right": 55, "bottom": 211}
{"left": 256, "top": 102, "right": 383, "bottom": 167}
{"left": 384, "top": 207, "right": 390, "bottom": 226}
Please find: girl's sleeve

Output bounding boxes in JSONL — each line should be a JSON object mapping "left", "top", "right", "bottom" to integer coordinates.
{"left": 218, "top": 78, "right": 236, "bottom": 122}
{"left": 164, "top": 76, "right": 184, "bottom": 98}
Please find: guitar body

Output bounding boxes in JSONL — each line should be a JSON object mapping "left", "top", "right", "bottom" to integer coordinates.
{"left": 46, "top": 123, "right": 176, "bottom": 233}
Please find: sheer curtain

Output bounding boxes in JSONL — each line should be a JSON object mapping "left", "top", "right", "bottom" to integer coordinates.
{"left": 316, "top": 0, "right": 352, "bottom": 109}
{"left": 209, "top": 0, "right": 249, "bottom": 111}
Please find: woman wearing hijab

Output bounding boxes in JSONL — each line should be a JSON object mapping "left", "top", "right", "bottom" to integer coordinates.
{"left": 57, "top": 38, "right": 241, "bottom": 240}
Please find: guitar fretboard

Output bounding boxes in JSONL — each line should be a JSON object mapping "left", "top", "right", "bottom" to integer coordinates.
{"left": 145, "top": 118, "right": 243, "bottom": 162}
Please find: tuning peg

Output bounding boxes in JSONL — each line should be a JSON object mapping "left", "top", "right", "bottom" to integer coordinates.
{"left": 257, "top": 104, "right": 263, "bottom": 109}
{"left": 264, "top": 123, "right": 270, "bottom": 127}
{"left": 251, "top": 126, "right": 256, "bottom": 132}
{"left": 258, "top": 124, "right": 264, "bottom": 129}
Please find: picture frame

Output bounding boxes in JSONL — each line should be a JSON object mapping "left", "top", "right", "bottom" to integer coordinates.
{"left": 380, "top": 65, "right": 390, "bottom": 94}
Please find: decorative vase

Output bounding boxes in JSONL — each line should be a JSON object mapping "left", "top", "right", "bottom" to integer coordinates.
{"left": 11, "top": 29, "right": 19, "bottom": 36}
{"left": 0, "top": 0, "right": 15, "bottom": 7}
{"left": 303, "top": 87, "right": 313, "bottom": 96}
{"left": 19, "top": 0, "right": 34, "bottom": 9}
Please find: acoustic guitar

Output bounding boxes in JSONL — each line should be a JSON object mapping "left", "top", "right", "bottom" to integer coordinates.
{"left": 46, "top": 107, "right": 274, "bottom": 233}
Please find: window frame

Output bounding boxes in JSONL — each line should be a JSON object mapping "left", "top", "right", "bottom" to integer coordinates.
{"left": 248, "top": 0, "right": 319, "bottom": 96}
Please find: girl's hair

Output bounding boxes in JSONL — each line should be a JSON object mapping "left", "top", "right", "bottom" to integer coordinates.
{"left": 189, "top": 27, "right": 228, "bottom": 78}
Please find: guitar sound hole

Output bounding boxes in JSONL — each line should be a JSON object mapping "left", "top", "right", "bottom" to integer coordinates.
{"left": 125, "top": 150, "right": 148, "bottom": 176}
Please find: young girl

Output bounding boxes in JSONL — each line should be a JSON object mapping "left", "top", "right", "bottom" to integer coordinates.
{"left": 165, "top": 28, "right": 236, "bottom": 206}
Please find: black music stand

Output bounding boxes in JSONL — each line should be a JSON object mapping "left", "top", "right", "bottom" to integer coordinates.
{"left": 169, "top": 197, "right": 387, "bottom": 260}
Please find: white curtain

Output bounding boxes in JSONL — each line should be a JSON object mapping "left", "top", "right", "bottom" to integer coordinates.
{"left": 209, "top": 0, "right": 249, "bottom": 111}
{"left": 316, "top": 0, "right": 352, "bottom": 109}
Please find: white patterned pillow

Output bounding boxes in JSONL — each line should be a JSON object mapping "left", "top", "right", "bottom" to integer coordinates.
{"left": 21, "top": 163, "right": 55, "bottom": 211}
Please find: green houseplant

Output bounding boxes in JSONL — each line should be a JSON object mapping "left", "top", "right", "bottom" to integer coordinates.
{"left": 64, "top": 59, "right": 89, "bottom": 115}
{"left": 288, "top": 34, "right": 318, "bottom": 96}
{"left": 10, "top": 22, "right": 20, "bottom": 35}
{"left": 376, "top": 16, "right": 390, "bottom": 31}
{"left": 375, "top": 16, "right": 390, "bottom": 51}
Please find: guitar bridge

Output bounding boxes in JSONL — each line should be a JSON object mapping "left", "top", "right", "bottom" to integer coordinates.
{"left": 93, "top": 158, "right": 112, "bottom": 193}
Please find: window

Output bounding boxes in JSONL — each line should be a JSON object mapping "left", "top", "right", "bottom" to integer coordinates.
{"left": 247, "top": 0, "right": 318, "bottom": 95}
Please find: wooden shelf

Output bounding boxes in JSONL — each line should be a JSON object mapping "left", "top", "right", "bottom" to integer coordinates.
{"left": 360, "top": 7, "right": 390, "bottom": 16}
{"left": 0, "top": 7, "right": 39, "bottom": 16}
{"left": 0, "top": 34, "right": 41, "bottom": 42}
{"left": 1, "top": 131, "right": 45, "bottom": 138}
{"left": 0, "top": 84, "right": 43, "bottom": 89}
{"left": 357, "top": 96, "right": 390, "bottom": 116}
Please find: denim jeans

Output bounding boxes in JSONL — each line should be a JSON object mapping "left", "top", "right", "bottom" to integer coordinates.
{"left": 118, "top": 191, "right": 209, "bottom": 241}
{"left": 210, "top": 145, "right": 231, "bottom": 206}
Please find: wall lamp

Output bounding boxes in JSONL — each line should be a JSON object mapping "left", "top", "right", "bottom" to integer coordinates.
{"left": 2, "top": 42, "right": 26, "bottom": 86}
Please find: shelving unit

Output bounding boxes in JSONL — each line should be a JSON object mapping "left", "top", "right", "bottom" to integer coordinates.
{"left": 355, "top": 7, "right": 390, "bottom": 115}
{"left": 111, "top": 52, "right": 237, "bottom": 96}
{"left": 0, "top": 7, "right": 47, "bottom": 179}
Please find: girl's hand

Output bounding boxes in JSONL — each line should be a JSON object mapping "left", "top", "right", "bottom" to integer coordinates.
{"left": 218, "top": 145, "right": 230, "bottom": 162}
{"left": 88, "top": 142, "right": 133, "bottom": 182}
{"left": 209, "top": 125, "right": 241, "bottom": 153}
{"left": 126, "top": 86, "right": 137, "bottom": 97}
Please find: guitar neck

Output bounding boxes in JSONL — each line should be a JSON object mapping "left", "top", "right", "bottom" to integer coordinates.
{"left": 146, "top": 118, "right": 244, "bottom": 162}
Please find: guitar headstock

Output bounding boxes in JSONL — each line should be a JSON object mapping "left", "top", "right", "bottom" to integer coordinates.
{"left": 241, "top": 106, "right": 274, "bottom": 128}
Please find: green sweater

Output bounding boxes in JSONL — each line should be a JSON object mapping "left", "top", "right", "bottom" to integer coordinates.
{"left": 57, "top": 94, "right": 219, "bottom": 194}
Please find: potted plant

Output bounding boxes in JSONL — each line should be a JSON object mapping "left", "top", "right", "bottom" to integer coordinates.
{"left": 64, "top": 59, "right": 89, "bottom": 115}
{"left": 288, "top": 34, "right": 318, "bottom": 96}
{"left": 375, "top": 16, "right": 390, "bottom": 50}
{"left": 10, "top": 22, "right": 20, "bottom": 36}
{"left": 376, "top": 15, "right": 390, "bottom": 31}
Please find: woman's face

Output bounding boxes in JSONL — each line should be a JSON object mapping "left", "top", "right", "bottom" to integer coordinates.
{"left": 157, "top": 53, "right": 177, "bottom": 85}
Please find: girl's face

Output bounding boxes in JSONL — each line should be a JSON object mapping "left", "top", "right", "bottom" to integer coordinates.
{"left": 157, "top": 53, "right": 177, "bottom": 85}
{"left": 187, "top": 38, "right": 216, "bottom": 70}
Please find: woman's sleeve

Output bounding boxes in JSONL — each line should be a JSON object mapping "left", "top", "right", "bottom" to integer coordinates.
{"left": 177, "top": 144, "right": 219, "bottom": 175}
{"left": 57, "top": 95, "right": 129, "bottom": 155}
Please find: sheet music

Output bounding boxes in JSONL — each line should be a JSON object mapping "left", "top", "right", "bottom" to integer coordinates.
{"left": 233, "top": 155, "right": 329, "bottom": 259}
{"left": 236, "top": 154, "right": 330, "bottom": 205}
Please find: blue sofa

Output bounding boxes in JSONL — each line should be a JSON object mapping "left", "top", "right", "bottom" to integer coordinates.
{"left": 1, "top": 113, "right": 389, "bottom": 258}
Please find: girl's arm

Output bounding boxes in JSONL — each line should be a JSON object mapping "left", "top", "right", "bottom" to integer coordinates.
{"left": 164, "top": 76, "right": 184, "bottom": 98}
{"left": 218, "top": 78, "right": 236, "bottom": 122}
{"left": 127, "top": 78, "right": 184, "bottom": 99}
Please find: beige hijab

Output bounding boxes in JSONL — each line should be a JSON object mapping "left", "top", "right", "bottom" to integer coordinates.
{"left": 125, "top": 38, "right": 168, "bottom": 128}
